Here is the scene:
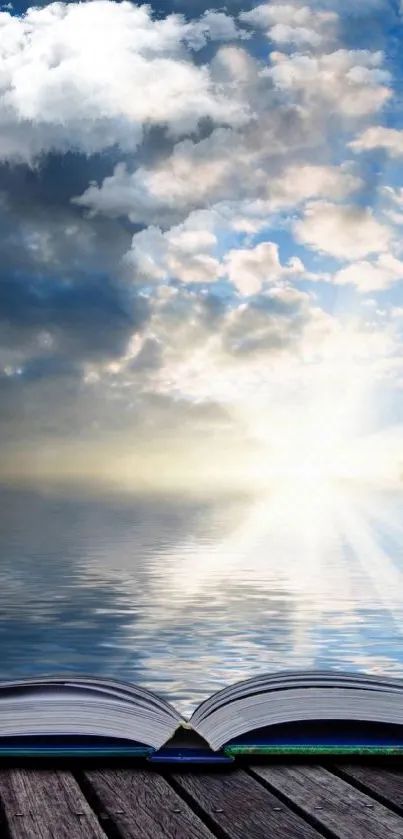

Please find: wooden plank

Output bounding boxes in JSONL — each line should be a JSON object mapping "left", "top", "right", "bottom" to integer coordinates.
{"left": 0, "top": 769, "right": 107, "bottom": 839}
{"left": 82, "top": 768, "right": 217, "bottom": 839}
{"left": 250, "top": 763, "right": 403, "bottom": 839}
{"left": 171, "top": 768, "right": 325, "bottom": 839}
{"left": 332, "top": 763, "right": 403, "bottom": 814}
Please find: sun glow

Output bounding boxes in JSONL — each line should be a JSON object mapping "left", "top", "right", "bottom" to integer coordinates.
{"left": 234, "top": 358, "right": 402, "bottom": 490}
{"left": 248, "top": 426, "right": 402, "bottom": 491}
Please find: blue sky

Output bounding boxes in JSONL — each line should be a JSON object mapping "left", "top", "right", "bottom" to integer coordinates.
{"left": 1, "top": 0, "right": 403, "bottom": 490}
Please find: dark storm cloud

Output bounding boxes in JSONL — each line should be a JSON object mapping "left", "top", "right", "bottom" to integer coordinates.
{"left": 0, "top": 272, "right": 149, "bottom": 360}
{"left": 0, "top": 124, "right": 224, "bottom": 372}
{"left": 0, "top": 154, "right": 137, "bottom": 274}
{"left": 0, "top": 147, "right": 153, "bottom": 377}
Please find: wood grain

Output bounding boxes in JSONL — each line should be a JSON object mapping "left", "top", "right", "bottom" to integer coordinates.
{"left": 82, "top": 768, "right": 216, "bottom": 839}
{"left": 1, "top": 763, "right": 403, "bottom": 839}
{"left": 0, "top": 769, "right": 107, "bottom": 839}
{"left": 332, "top": 763, "right": 403, "bottom": 814}
{"left": 171, "top": 768, "right": 324, "bottom": 839}
{"left": 250, "top": 763, "right": 403, "bottom": 839}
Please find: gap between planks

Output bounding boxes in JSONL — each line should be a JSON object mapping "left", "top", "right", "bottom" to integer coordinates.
{"left": 248, "top": 763, "right": 403, "bottom": 839}
{"left": 329, "top": 763, "right": 403, "bottom": 817}
{"left": 0, "top": 768, "right": 109, "bottom": 839}
{"left": 168, "top": 767, "right": 329, "bottom": 839}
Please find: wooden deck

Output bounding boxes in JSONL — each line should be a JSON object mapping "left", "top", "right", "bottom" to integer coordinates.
{"left": 1, "top": 762, "right": 403, "bottom": 838}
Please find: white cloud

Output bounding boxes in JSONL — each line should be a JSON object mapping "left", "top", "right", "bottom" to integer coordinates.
{"left": 222, "top": 286, "right": 311, "bottom": 358}
{"left": 240, "top": 4, "right": 337, "bottom": 31}
{"left": 0, "top": 2, "right": 248, "bottom": 163}
{"left": 223, "top": 241, "right": 304, "bottom": 296}
{"left": 269, "top": 163, "right": 362, "bottom": 206}
{"left": 380, "top": 186, "right": 403, "bottom": 227}
{"left": 264, "top": 49, "right": 391, "bottom": 116}
{"left": 71, "top": 27, "right": 378, "bottom": 230}
{"left": 2, "top": 0, "right": 403, "bottom": 451}
{"left": 382, "top": 186, "right": 403, "bottom": 207}
{"left": 294, "top": 201, "right": 392, "bottom": 259}
{"left": 74, "top": 149, "right": 362, "bottom": 230}
{"left": 133, "top": 283, "right": 394, "bottom": 416}
{"left": 133, "top": 283, "right": 323, "bottom": 406}
{"left": 124, "top": 209, "right": 221, "bottom": 285}
{"left": 239, "top": 4, "right": 339, "bottom": 50}
{"left": 334, "top": 254, "right": 403, "bottom": 291}
{"left": 268, "top": 23, "right": 322, "bottom": 46}
{"left": 211, "top": 44, "right": 258, "bottom": 85}
{"left": 183, "top": 10, "right": 241, "bottom": 50}
{"left": 73, "top": 129, "right": 241, "bottom": 225}
{"left": 228, "top": 216, "right": 268, "bottom": 234}
{"left": 125, "top": 208, "right": 306, "bottom": 296}
{"left": 350, "top": 126, "right": 403, "bottom": 157}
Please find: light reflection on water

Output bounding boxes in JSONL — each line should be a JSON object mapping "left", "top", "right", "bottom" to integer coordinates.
{"left": 1, "top": 483, "right": 403, "bottom": 716}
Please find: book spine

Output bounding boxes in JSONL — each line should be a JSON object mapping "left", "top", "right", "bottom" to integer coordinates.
{"left": 147, "top": 750, "right": 234, "bottom": 764}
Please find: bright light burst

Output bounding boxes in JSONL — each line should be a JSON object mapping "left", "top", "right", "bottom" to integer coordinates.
{"left": 231, "top": 338, "right": 402, "bottom": 490}
{"left": 138, "top": 349, "right": 403, "bottom": 621}
{"left": 102, "top": 361, "right": 403, "bottom": 694}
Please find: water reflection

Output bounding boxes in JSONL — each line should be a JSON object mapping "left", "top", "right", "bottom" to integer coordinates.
{"left": 1, "top": 483, "right": 403, "bottom": 715}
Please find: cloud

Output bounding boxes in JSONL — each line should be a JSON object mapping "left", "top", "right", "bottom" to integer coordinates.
{"left": 223, "top": 241, "right": 304, "bottom": 295}
{"left": 0, "top": 161, "right": 133, "bottom": 279}
{"left": 73, "top": 39, "right": 389, "bottom": 227}
{"left": 381, "top": 186, "right": 403, "bottom": 226}
{"left": 0, "top": 271, "right": 149, "bottom": 363}
{"left": 74, "top": 147, "right": 362, "bottom": 230}
{"left": 123, "top": 209, "right": 222, "bottom": 284}
{"left": 267, "top": 24, "right": 323, "bottom": 47}
{"left": 263, "top": 49, "right": 392, "bottom": 116}
{"left": 181, "top": 9, "right": 242, "bottom": 49}
{"left": 72, "top": 132, "right": 241, "bottom": 225}
{"left": 268, "top": 163, "right": 362, "bottom": 206}
{"left": 0, "top": 2, "right": 248, "bottom": 164}
{"left": 126, "top": 282, "right": 322, "bottom": 408}
{"left": 221, "top": 286, "right": 311, "bottom": 357}
{"left": 294, "top": 201, "right": 392, "bottom": 259}
{"left": 123, "top": 208, "right": 306, "bottom": 294}
{"left": 333, "top": 254, "right": 403, "bottom": 291}
{"left": 382, "top": 186, "right": 403, "bottom": 208}
{"left": 239, "top": 3, "right": 338, "bottom": 46}
{"left": 1, "top": 0, "right": 402, "bottom": 465}
{"left": 113, "top": 281, "right": 319, "bottom": 388}
{"left": 350, "top": 126, "right": 403, "bottom": 157}
{"left": 0, "top": 160, "right": 150, "bottom": 369}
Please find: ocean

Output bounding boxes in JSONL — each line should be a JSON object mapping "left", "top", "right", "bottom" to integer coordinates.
{"left": 1, "top": 482, "right": 403, "bottom": 716}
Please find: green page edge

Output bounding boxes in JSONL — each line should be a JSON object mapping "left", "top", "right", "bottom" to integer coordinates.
{"left": 224, "top": 744, "right": 403, "bottom": 755}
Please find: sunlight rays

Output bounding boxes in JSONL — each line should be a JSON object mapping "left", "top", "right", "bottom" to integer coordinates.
{"left": 334, "top": 494, "right": 403, "bottom": 621}
{"left": 101, "top": 473, "right": 403, "bottom": 695}
{"left": 99, "top": 327, "right": 403, "bottom": 688}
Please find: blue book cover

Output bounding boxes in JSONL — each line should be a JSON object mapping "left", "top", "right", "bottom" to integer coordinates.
{"left": 224, "top": 721, "right": 403, "bottom": 756}
{"left": 0, "top": 736, "right": 153, "bottom": 758}
{"left": 2, "top": 722, "right": 403, "bottom": 760}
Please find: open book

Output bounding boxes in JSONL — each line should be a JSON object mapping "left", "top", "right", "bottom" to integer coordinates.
{"left": 2, "top": 669, "right": 403, "bottom": 762}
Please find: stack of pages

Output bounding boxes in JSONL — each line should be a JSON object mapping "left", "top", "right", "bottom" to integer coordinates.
{"left": 1, "top": 670, "right": 403, "bottom": 761}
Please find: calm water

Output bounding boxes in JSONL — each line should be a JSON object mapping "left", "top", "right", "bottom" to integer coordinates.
{"left": 1, "top": 483, "right": 403, "bottom": 715}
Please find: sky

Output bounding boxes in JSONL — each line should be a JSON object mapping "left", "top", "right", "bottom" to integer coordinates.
{"left": 1, "top": 0, "right": 403, "bottom": 493}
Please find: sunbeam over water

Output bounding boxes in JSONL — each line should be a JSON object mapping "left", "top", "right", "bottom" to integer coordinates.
{"left": 1, "top": 482, "right": 403, "bottom": 716}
